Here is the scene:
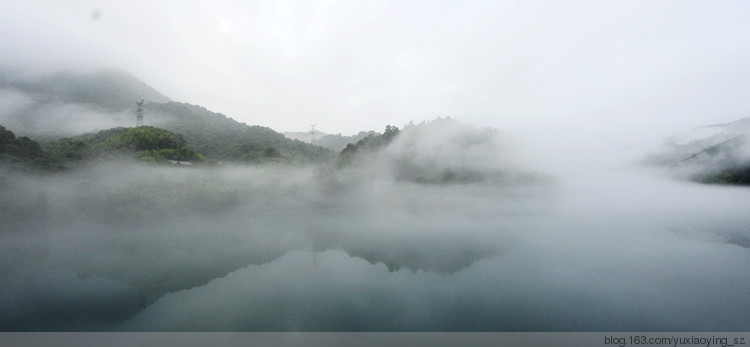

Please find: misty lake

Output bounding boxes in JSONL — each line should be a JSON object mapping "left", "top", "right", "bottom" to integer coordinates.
{"left": 2, "top": 0, "right": 750, "bottom": 335}
{"left": 2, "top": 159, "right": 749, "bottom": 331}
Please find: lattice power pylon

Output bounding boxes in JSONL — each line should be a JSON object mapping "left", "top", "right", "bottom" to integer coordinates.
{"left": 136, "top": 99, "right": 144, "bottom": 127}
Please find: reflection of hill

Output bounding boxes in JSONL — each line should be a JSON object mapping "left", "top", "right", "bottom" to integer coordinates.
{"left": 342, "top": 238, "right": 498, "bottom": 273}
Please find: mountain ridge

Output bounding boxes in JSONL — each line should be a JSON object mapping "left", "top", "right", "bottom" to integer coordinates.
{"left": 645, "top": 117, "right": 750, "bottom": 184}
{"left": 0, "top": 69, "right": 334, "bottom": 163}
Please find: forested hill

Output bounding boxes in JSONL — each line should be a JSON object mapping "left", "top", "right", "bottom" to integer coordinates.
{"left": 334, "top": 119, "right": 542, "bottom": 185}
{"left": 0, "top": 69, "right": 171, "bottom": 137}
{"left": 0, "top": 70, "right": 333, "bottom": 163}
{"left": 1, "top": 124, "right": 205, "bottom": 170}
{"left": 0, "top": 124, "right": 45, "bottom": 167}
{"left": 283, "top": 130, "right": 377, "bottom": 152}
{"left": 0, "top": 69, "right": 170, "bottom": 112}
{"left": 145, "top": 102, "right": 333, "bottom": 163}
{"left": 44, "top": 126, "right": 205, "bottom": 164}
{"left": 645, "top": 117, "right": 750, "bottom": 184}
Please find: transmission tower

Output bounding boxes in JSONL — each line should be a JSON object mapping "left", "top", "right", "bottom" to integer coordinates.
{"left": 310, "top": 124, "right": 317, "bottom": 145}
{"left": 135, "top": 99, "right": 144, "bottom": 127}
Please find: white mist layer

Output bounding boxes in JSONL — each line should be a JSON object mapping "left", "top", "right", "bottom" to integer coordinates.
{"left": 116, "top": 168, "right": 750, "bottom": 331}
{"left": 1, "top": 123, "right": 749, "bottom": 331}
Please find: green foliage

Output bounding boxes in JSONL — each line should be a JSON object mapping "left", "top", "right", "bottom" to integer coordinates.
{"left": 0, "top": 125, "right": 51, "bottom": 169}
{"left": 284, "top": 131, "right": 378, "bottom": 152}
{"left": 0, "top": 125, "right": 15, "bottom": 152}
{"left": 43, "top": 139, "right": 90, "bottom": 161}
{"left": 383, "top": 124, "right": 400, "bottom": 140}
{"left": 224, "top": 143, "right": 283, "bottom": 163}
{"left": 2, "top": 70, "right": 331, "bottom": 164}
{"left": 338, "top": 125, "right": 400, "bottom": 165}
{"left": 43, "top": 126, "right": 205, "bottom": 165}
{"left": 0, "top": 125, "right": 43, "bottom": 160}
{"left": 699, "top": 166, "right": 750, "bottom": 185}
{"left": 12, "top": 137, "right": 44, "bottom": 159}
{"left": 146, "top": 102, "right": 334, "bottom": 164}
{"left": 318, "top": 131, "right": 377, "bottom": 152}
{"left": 97, "top": 126, "right": 187, "bottom": 153}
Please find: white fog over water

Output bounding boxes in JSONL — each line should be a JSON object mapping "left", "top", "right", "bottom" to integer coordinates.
{"left": 2, "top": 129, "right": 749, "bottom": 330}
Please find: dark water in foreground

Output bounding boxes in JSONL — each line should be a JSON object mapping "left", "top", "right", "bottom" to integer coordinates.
{"left": 1, "top": 164, "right": 749, "bottom": 331}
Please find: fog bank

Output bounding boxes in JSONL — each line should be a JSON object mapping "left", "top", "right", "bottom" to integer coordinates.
{"left": 2, "top": 140, "right": 749, "bottom": 330}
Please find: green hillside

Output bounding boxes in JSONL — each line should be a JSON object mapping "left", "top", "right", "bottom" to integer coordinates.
{"left": 0, "top": 125, "right": 45, "bottom": 166}
{"left": 283, "top": 130, "right": 377, "bottom": 152}
{"left": 0, "top": 70, "right": 334, "bottom": 164}
{"left": 44, "top": 126, "right": 205, "bottom": 165}
{"left": 145, "top": 102, "right": 333, "bottom": 164}
{"left": 338, "top": 125, "right": 400, "bottom": 164}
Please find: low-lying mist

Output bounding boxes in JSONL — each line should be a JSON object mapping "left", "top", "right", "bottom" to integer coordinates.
{"left": 1, "top": 121, "right": 749, "bottom": 331}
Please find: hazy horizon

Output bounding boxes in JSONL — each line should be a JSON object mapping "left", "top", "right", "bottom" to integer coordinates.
{"left": 2, "top": 118, "right": 750, "bottom": 331}
{"left": 2, "top": 1, "right": 750, "bottom": 137}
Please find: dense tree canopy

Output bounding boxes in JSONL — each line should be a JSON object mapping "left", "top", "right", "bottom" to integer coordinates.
{"left": 339, "top": 125, "right": 400, "bottom": 165}
{"left": 43, "top": 126, "right": 205, "bottom": 165}
{"left": 146, "top": 102, "right": 333, "bottom": 164}
{"left": 0, "top": 125, "right": 46, "bottom": 167}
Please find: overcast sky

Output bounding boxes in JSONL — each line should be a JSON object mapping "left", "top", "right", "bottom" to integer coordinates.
{"left": 2, "top": 0, "right": 750, "bottom": 144}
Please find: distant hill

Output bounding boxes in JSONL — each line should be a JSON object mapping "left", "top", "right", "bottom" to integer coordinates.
{"left": 283, "top": 130, "right": 377, "bottom": 152}
{"left": 0, "top": 69, "right": 333, "bottom": 164}
{"left": 10, "top": 69, "right": 170, "bottom": 110}
{"left": 282, "top": 131, "right": 326, "bottom": 144}
{"left": 645, "top": 117, "right": 750, "bottom": 184}
{"left": 146, "top": 102, "right": 332, "bottom": 163}
{"left": 338, "top": 125, "right": 401, "bottom": 165}
{"left": 0, "top": 69, "right": 169, "bottom": 137}
{"left": 333, "top": 118, "right": 540, "bottom": 185}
